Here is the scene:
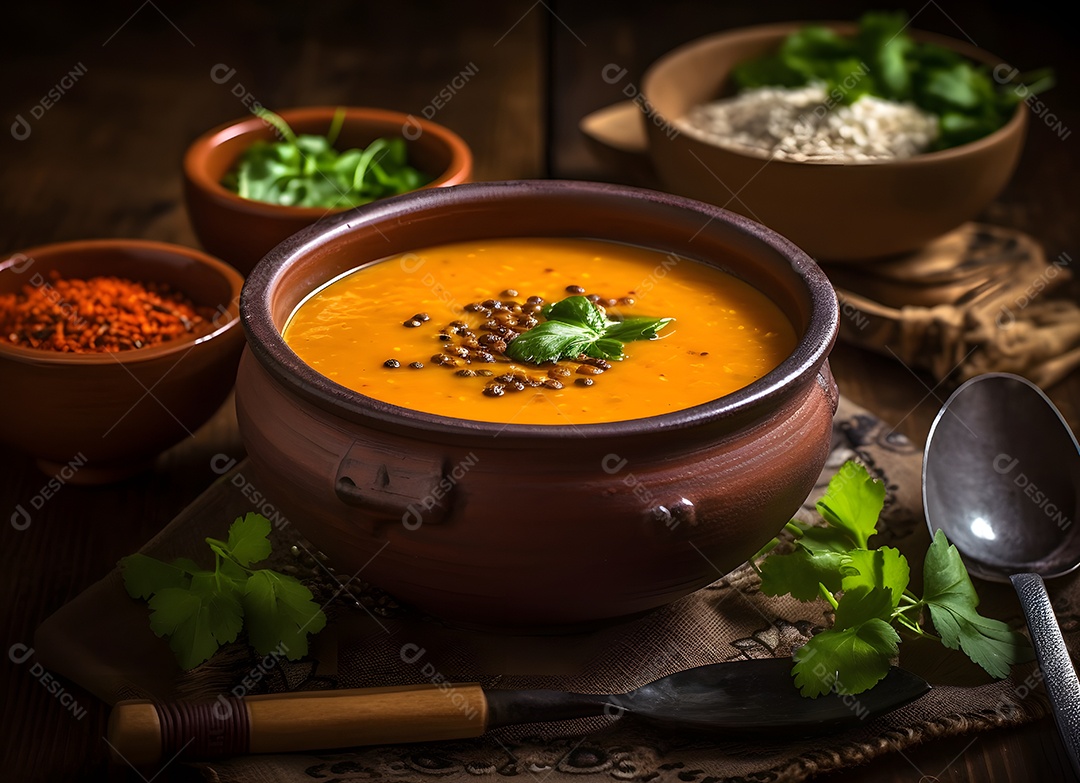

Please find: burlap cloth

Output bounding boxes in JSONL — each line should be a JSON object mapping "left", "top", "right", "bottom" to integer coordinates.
{"left": 34, "top": 395, "right": 1075, "bottom": 782}
{"left": 826, "top": 222, "right": 1080, "bottom": 387}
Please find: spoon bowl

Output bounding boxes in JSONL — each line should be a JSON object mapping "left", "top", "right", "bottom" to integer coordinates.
{"left": 923, "top": 372, "right": 1080, "bottom": 774}
{"left": 924, "top": 373, "right": 1080, "bottom": 581}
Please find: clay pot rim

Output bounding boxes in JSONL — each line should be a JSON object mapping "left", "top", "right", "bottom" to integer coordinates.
{"left": 641, "top": 20, "right": 1028, "bottom": 168}
{"left": 183, "top": 105, "right": 474, "bottom": 221}
{"left": 0, "top": 239, "right": 244, "bottom": 366}
{"left": 242, "top": 179, "right": 839, "bottom": 439}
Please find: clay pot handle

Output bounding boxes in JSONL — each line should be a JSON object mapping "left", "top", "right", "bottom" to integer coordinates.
{"left": 334, "top": 441, "right": 456, "bottom": 527}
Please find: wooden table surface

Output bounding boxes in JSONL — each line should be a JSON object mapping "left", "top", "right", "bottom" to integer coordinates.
{"left": 2, "top": 1, "right": 1077, "bottom": 780}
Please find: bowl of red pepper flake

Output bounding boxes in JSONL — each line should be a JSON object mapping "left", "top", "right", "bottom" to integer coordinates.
{"left": 0, "top": 239, "right": 245, "bottom": 484}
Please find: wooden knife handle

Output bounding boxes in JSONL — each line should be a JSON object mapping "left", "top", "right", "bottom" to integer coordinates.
{"left": 107, "top": 683, "right": 489, "bottom": 767}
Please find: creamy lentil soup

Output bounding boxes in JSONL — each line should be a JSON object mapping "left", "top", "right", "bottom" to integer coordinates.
{"left": 283, "top": 238, "right": 797, "bottom": 425}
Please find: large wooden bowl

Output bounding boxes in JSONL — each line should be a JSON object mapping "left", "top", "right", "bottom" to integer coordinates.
{"left": 637, "top": 23, "right": 1028, "bottom": 261}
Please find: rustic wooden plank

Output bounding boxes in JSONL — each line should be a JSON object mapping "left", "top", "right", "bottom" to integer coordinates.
{"left": 546, "top": 2, "right": 1079, "bottom": 782}
{"left": 2, "top": 1, "right": 1077, "bottom": 780}
{"left": 0, "top": 2, "right": 544, "bottom": 780}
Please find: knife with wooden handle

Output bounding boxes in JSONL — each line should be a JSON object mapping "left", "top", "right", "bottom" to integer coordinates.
{"left": 107, "top": 659, "right": 930, "bottom": 766}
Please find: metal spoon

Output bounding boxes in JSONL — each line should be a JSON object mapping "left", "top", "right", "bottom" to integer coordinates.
{"left": 107, "top": 657, "right": 929, "bottom": 765}
{"left": 923, "top": 372, "right": 1080, "bottom": 776}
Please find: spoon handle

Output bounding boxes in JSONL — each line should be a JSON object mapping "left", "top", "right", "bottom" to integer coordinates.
{"left": 1011, "top": 572, "right": 1080, "bottom": 777}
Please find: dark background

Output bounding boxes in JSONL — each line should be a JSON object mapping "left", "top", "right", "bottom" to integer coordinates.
{"left": 2, "top": 1, "right": 1077, "bottom": 255}
{"left": 2, "top": 2, "right": 1077, "bottom": 780}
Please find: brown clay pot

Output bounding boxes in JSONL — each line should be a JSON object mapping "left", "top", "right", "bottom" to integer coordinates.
{"left": 236, "top": 180, "right": 839, "bottom": 630}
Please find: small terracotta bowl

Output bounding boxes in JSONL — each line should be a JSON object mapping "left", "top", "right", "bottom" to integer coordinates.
{"left": 587, "top": 22, "right": 1027, "bottom": 262}
{"left": 183, "top": 106, "right": 473, "bottom": 276}
{"left": 0, "top": 240, "right": 245, "bottom": 484}
{"left": 236, "top": 180, "right": 840, "bottom": 630}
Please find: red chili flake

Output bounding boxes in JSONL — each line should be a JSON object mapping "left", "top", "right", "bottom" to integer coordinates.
{"left": 0, "top": 271, "right": 215, "bottom": 353}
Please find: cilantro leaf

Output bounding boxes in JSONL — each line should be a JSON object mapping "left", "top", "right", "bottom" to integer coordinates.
{"left": 225, "top": 512, "right": 273, "bottom": 567}
{"left": 732, "top": 55, "right": 806, "bottom": 90}
{"left": 834, "top": 586, "right": 894, "bottom": 628}
{"left": 190, "top": 571, "right": 245, "bottom": 647}
{"left": 148, "top": 588, "right": 222, "bottom": 670}
{"left": 543, "top": 295, "right": 608, "bottom": 333}
{"left": 242, "top": 570, "right": 327, "bottom": 659}
{"left": 585, "top": 336, "right": 628, "bottom": 361}
{"left": 923, "top": 530, "right": 1033, "bottom": 678}
{"left": 856, "top": 10, "right": 912, "bottom": 100}
{"left": 120, "top": 553, "right": 191, "bottom": 600}
{"left": 122, "top": 513, "right": 328, "bottom": 670}
{"left": 758, "top": 460, "right": 1028, "bottom": 699}
{"left": 793, "top": 618, "right": 900, "bottom": 697}
{"left": 841, "top": 547, "right": 910, "bottom": 608}
{"left": 780, "top": 25, "right": 853, "bottom": 79}
{"left": 603, "top": 316, "right": 675, "bottom": 343}
{"left": 504, "top": 320, "right": 600, "bottom": 364}
{"left": 922, "top": 63, "right": 986, "bottom": 110}
{"left": 794, "top": 524, "right": 860, "bottom": 554}
{"left": 816, "top": 461, "right": 885, "bottom": 549}
{"left": 759, "top": 547, "right": 844, "bottom": 600}
{"left": 505, "top": 295, "right": 673, "bottom": 365}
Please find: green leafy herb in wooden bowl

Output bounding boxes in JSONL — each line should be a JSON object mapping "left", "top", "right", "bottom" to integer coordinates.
{"left": 120, "top": 513, "right": 326, "bottom": 669}
{"left": 754, "top": 461, "right": 1034, "bottom": 696}
{"left": 221, "top": 107, "right": 430, "bottom": 209}
{"left": 733, "top": 10, "right": 1054, "bottom": 150}
{"left": 505, "top": 295, "right": 673, "bottom": 364}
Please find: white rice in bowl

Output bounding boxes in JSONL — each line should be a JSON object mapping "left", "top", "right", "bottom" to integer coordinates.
{"left": 677, "top": 84, "right": 939, "bottom": 162}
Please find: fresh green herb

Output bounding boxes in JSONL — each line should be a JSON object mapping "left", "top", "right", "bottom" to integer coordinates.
{"left": 755, "top": 461, "right": 1033, "bottom": 697}
{"left": 732, "top": 10, "right": 1054, "bottom": 150}
{"left": 222, "top": 107, "right": 430, "bottom": 209}
{"left": 504, "top": 295, "right": 673, "bottom": 364}
{"left": 120, "top": 513, "right": 327, "bottom": 669}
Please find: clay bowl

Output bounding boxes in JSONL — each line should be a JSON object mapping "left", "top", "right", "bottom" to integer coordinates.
{"left": 237, "top": 180, "right": 839, "bottom": 631}
{"left": 584, "top": 22, "right": 1027, "bottom": 262}
{"left": 0, "top": 240, "right": 245, "bottom": 485}
{"left": 184, "top": 106, "right": 473, "bottom": 276}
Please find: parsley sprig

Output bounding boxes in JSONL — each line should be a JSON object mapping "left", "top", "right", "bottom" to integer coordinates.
{"left": 120, "top": 514, "right": 327, "bottom": 670}
{"left": 754, "top": 461, "right": 1033, "bottom": 697}
{"left": 504, "top": 295, "right": 673, "bottom": 364}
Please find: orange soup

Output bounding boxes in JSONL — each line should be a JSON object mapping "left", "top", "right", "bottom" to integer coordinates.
{"left": 283, "top": 238, "right": 797, "bottom": 425}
